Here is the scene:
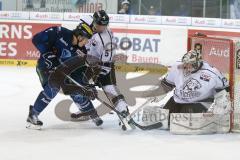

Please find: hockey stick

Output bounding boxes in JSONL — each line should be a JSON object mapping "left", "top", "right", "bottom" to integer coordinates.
{"left": 51, "top": 53, "right": 164, "bottom": 130}
{"left": 95, "top": 97, "right": 134, "bottom": 130}
{"left": 63, "top": 73, "right": 162, "bottom": 130}
{"left": 125, "top": 75, "right": 169, "bottom": 123}
{"left": 96, "top": 96, "right": 163, "bottom": 130}
{"left": 128, "top": 92, "right": 168, "bottom": 120}
{"left": 61, "top": 73, "right": 132, "bottom": 130}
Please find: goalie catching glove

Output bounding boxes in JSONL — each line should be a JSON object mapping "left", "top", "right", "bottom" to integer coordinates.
{"left": 208, "top": 90, "right": 232, "bottom": 114}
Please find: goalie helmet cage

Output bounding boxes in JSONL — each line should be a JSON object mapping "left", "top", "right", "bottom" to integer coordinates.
{"left": 188, "top": 34, "right": 240, "bottom": 132}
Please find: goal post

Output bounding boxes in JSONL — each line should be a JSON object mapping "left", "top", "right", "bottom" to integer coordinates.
{"left": 188, "top": 33, "right": 240, "bottom": 132}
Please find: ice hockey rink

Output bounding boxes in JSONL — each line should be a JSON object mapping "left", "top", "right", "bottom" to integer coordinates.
{"left": 0, "top": 66, "right": 240, "bottom": 160}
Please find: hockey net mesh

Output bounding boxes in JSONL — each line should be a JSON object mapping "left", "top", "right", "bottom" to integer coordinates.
{"left": 233, "top": 47, "right": 240, "bottom": 132}
{"left": 189, "top": 36, "right": 240, "bottom": 132}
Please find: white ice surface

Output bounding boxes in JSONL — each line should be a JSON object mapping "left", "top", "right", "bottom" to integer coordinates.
{"left": 0, "top": 66, "right": 240, "bottom": 160}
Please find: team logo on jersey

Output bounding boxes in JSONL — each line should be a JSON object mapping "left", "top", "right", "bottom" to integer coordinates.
{"left": 180, "top": 78, "right": 202, "bottom": 99}
{"left": 200, "top": 72, "right": 211, "bottom": 82}
{"left": 60, "top": 38, "right": 68, "bottom": 46}
{"left": 222, "top": 77, "right": 228, "bottom": 86}
{"left": 61, "top": 49, "right": 72, "bottom": 59}
{"left": 91, "top": 39, "right": 97, "bottom": 46}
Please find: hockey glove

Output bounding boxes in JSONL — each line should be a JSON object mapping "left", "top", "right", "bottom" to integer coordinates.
{"left": 42, "top": 51, "right": 60, "bottom": 72}
{"left": 208, "top": 90, "right": 231, "bottom": 114}
{"left": 83, "top": 84, "right": 98, "bottom": 100}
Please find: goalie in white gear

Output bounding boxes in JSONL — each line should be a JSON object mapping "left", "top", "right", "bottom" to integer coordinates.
{"left": 160, "top": 47, "right": 231, "bottom": 115}
{"left": 71, "top": 10, "right": 130, "bottom": 121}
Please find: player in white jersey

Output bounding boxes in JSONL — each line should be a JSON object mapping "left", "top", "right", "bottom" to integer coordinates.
{"left": 71, "top": 10, "right": 130, "bottom": 124}
{"left": 160, "top": 49, "right": 230, "bottom": 114}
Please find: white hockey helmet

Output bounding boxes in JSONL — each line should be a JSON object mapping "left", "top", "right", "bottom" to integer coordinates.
{"left": 80, "top": 15, "right": 94, "bottom": 27}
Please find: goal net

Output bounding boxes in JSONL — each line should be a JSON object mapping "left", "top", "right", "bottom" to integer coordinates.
{"left": 188, "top": 34, "right": 240, "bottom": 132}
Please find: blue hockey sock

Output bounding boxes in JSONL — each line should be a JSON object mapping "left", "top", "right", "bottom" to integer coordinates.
{"left": 71, "top": 94, "right": 95, "bottom": 112}
{"left": 32, "top": 91, "right": 52, "bottom": 115}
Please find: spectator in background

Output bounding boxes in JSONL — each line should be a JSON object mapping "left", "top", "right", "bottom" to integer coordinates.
{"left": 26, "top": 0, "right": 34, "bottom": 9}
{"left": 173, "top": 4, "right": 189, "bottom": 17}
{"left": 74, "top": 0, "right": 87, "bottom": 6}
{"left": 230, "top": 0, "right": 240, "bottom": 19}
{"left": 118, "top": 0, "right": 130, "bottom": 14}
{"left": 0, "top": 1, "right": 2, "bottom": 11}
{"left": 148, "top": 6, "right": 157, "bottom": 15}
{"left": 40, "top": 0, "right": 46, "bottom": 8}
{"left": 148, "top": 5, "right": 161, "bottom": 15}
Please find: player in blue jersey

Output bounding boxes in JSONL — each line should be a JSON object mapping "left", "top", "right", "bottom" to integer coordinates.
{"left": 27, "top": 23, "right": 103, "bottom": 130}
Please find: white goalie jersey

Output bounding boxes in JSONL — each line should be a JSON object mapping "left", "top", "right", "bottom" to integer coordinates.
{"left": 165, "top": 61, "right": 229, "bottom": 104}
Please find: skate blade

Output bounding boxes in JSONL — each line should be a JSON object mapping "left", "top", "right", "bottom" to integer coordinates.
{"left": 126, "top": 118, "right": 136, "bottom": 130}
{"left": 121, "top": 118, "right": 136, "bottom": 130}
{"left": 26, "top": 122, "right": 42, "bottom": 130}
{"left": 91, "top": 118, "right": 104, "bottom": 127}
{"left": 71, "top": 116, "right": 90, "bottom": 122}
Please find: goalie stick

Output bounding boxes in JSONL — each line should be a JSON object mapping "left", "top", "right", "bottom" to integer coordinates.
{"left": 125, "top": 76, "right": 169, "bottom": 127}
{"left": 96, "top": 97, "right": 163, "bottom": 130}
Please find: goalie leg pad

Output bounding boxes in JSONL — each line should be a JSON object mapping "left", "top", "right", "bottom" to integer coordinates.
{"left": 170, "top": 113, "right": 230, "bottom": 134}
{"left": 142, "top": 107, "right": 169, "bottom": 129}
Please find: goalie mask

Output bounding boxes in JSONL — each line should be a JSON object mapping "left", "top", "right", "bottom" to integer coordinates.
{"left": 182, "top": 49, "right": 203, "bottom": 75}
